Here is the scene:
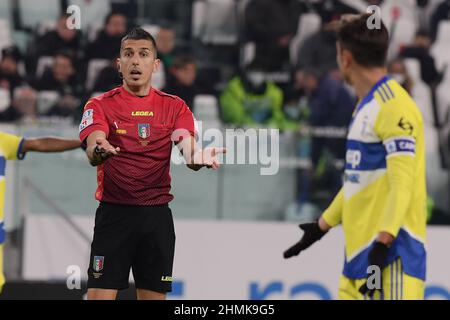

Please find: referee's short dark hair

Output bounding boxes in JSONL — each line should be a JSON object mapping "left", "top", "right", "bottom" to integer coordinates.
{"left": 121, "top": 27, "right": 158, "bottom": 57}
{"left": 337, "top": 13, "right": 389, "bottom": 68}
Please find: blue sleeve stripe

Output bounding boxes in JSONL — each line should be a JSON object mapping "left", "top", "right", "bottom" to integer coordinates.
{"left": 380, "top": 85, "right": 391, "bottom": 101}
{"left": 376, "top": 89, "right": 387, "bottom": 103}
{"left": 384, "top": 83, "right": 395, "bottom": 98}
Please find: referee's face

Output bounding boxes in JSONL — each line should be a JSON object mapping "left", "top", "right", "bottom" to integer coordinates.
{"left": 118, "top": 39, "right": 160, "bottom": 89}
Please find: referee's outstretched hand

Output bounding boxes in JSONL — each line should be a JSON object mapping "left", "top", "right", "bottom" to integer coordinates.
{"left": 96, "top": 137, "right": 120, "bottom": 159}
{"left": 283, "top": 222, "right": 327, "bottom": 259}
{"left": 200, "top": 147, "right": 226, "bottom": 170}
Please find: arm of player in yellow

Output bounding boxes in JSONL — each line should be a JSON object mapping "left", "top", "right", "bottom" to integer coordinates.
{"left": 22, "top": 137, "right": 81, "bottom": 153}
{"left": 374, "top": 93, "right": 419, "bottom": 241}
{"left": 321, "top": 188, "right": 344, "bottom": 228}
{"left": 378, "top": 154, "right": 415, "bottom": 238}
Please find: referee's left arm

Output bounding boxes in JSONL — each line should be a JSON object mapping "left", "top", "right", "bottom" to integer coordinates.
{"left": 176, "top": 136, "right": 226, "bottom": 171}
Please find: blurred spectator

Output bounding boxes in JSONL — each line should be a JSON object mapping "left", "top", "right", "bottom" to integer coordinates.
{"left": 0, "top": 87, "right": 38, "bottom": 122}
{"left": 86, "top": 12, "right": 127, "bottom": 60}
{"left": 33, "top": 14, "right": 81, "bottom": 59}
{"left": 92, "top": 56, "right": 122, "bottom": 94}
{"left": 314, "top": 0, "right": 359, "bottom": 23}
{"left": 111, "top": 0, "right": 138, "bottom": 23}
{"left": 296, "top": 22, "right": 339, "bottom": 79}
{"left": 33, "top": 51, "right": 81, "bottom": 118}
{"left": 245, "top": 0, "right": 305, "bottom": 71}
{"left": 293, "top": 67, "right": 354, "bottom": 211}
{"left": 300, "top": 68, "right": 354, "bottom": 164}
{"left": 388, "top": 58, "right": 414, "bottom": 94}
{"left": 27, "top": 13, "right": 81, "bottom": 75}
{"left": 283, "top": 69, "right": 310, "bottom": 122}
{"left": 296, "top": 4, "right": 356, "bottom": 78}
{"left": 430, "top": 0, "right": 450, "bottom": 42}
{"left": 0, "top": 46, "right": 25, "bottom": 95}
{"left": 400, "top": 30, "right": 442, "bottom": 87}
{"left": 156, "top": 25, "right": 176, "bottom": 72}
{"left": 163, "top": 55, "right": 198, "bottom": 110}
{"left": 220, "top": 66, "right": 288, "bottom": 128}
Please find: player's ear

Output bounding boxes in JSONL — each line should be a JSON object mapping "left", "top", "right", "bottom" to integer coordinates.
{"left": 342, "top": 49, "right": 353, "bottom": 69}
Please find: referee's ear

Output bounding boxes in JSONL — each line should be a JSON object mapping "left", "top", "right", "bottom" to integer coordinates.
{"left": 152, "top": 58, "right": 161, "bottom": 74}
{"left": 117, "top": 58, "right": 121, "bottom": 73}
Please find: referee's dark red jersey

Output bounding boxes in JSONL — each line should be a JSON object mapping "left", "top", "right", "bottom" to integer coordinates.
{"left": 79, "top": 86, "right": 196, "bottom": 206}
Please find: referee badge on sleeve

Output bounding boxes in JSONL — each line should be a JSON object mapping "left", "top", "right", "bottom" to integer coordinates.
{"left": 79, "top": 109, "right": 94, "bottom": 132}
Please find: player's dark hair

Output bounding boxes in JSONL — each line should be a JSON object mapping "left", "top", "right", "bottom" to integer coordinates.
{"left": 337, "top": 13, "right": 389, "bottom": 67}
{"left": 121, "top": 27, "right": 158, "bottom": 57}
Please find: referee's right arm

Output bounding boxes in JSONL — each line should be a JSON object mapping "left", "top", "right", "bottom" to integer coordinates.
{"left": 85, "top": 130, "right": 120, "bottom": 167}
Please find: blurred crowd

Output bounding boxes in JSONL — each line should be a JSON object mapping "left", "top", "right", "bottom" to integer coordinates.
{"left": 0, "top": 0, "right": 449, "bottom": 218}
{"left": 0, "top": 0, "right": 448, "bottom": 127}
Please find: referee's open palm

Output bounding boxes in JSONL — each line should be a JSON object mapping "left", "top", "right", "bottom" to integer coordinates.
{"left": 96, "top": 137, "right": 120, "bottom": 158}
{"left": 202, "top": 147, "right": 226, "bottom": 170}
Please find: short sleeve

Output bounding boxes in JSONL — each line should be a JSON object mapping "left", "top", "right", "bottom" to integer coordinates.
{"left": 172, "top": 101, "right": 196, "bottom": 144}
{"left": 0, "top": 132, "right": 24, "bottom": 161}
{"left": 79, "top": 100, "right": 109, "bottom": 142}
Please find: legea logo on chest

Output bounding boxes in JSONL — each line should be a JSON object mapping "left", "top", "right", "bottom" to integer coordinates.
{"left": 132, "top": 111, "right": 154, "bottom": 117}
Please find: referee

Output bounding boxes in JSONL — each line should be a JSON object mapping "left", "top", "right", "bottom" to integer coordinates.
{"left": 79, "top": 28, "right": 225, "bottom": 300}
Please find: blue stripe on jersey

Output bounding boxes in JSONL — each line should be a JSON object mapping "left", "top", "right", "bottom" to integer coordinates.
{"left": 382, "top": 84, "right": 393, "bottom": 100}
{"left": 0, "top": 156, "right": 6, "bottom": 176}
{"left": 385, "top": 138, "right": 416, "bottom": 155}
{"left": 380, "top": 87, "right": 389, "bottom": 102}
{"left": 384, "top": 83, "right": 395, "bottom": 98}
{"left": 376, "top": 89, "right": 386, "bottom": 103}
{"left": 396, "top": 260, "right": 399, "bottom": 300}
{"left": 350, "top": 76, "right": 392, "bottom": 128}
{"left": 345, "top": 140, "right": 387, "bottom": 171}
{"left": 0, "top": 222, "right": 5, "bottom": 245}
{"left": 343, "top": 229, "right": 426, "bottom": 281}
{"left": 390, "top": 261, "right": 393, "bottom": 300}
{"left": 400, "top": 260, "right": 403, "bottom": 299}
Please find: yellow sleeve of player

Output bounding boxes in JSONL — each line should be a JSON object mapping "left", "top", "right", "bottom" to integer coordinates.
{"left": 374, "top": 101, "right": 418, "bottom": 237}
{"left": 0, "top": 132, "right": 24, "bottom": 160}
{"left": 322, "top": 188, "right": 344, "bottom": 227}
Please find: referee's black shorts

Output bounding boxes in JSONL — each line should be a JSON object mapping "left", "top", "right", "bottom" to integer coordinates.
{"left": 87, "top": 202, "right": 175, "bottom": 293}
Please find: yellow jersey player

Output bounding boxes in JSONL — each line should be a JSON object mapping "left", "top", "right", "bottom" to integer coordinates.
{"left": 284, "top": 14, "right": 427, "bottom": 300}
{"left": 0, "top": 131, "right": 81, "bottom": 293}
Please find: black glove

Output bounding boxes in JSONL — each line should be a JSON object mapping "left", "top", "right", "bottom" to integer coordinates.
{"left": 358, "top": 242, "right": 389, "bottom": 298}
{"left": 283, "top": 222, "right": 327, "bottom": 259}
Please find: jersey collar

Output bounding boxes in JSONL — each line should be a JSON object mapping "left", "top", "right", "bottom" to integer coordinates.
{"left": 350, "top": 75, "right": 391, "bottom": 125}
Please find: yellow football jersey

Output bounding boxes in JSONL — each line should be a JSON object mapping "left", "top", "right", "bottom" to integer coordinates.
{"left": 323, "top": 76, "right": 427, "bottom": 281}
